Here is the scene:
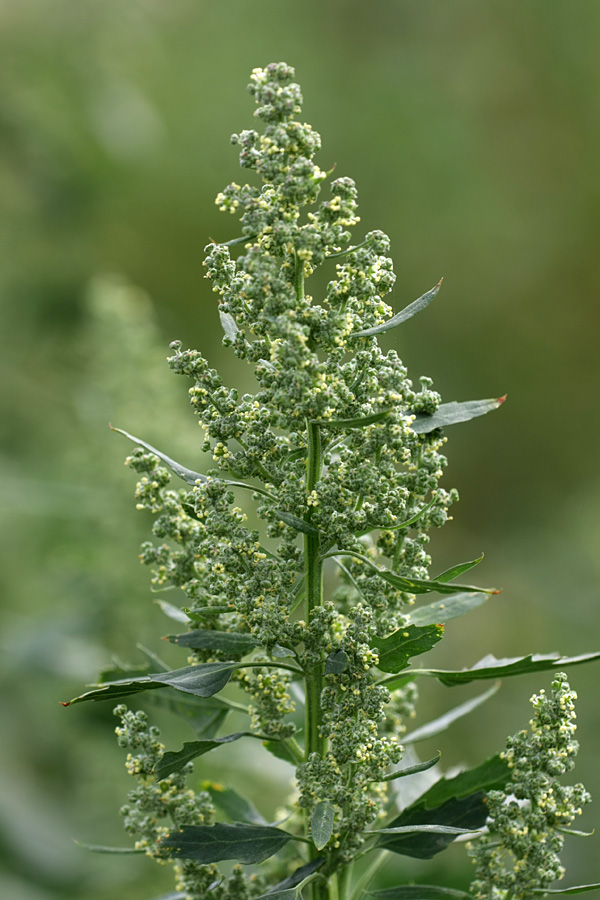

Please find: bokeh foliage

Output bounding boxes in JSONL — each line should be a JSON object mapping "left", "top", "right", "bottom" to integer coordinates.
{"left": 1, "top": 1, "right": 599, "bottom": 897}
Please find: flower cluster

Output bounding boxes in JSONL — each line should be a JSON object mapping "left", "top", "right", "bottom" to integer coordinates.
{"left": 469, "top": 673, "right": 591, "bottom": 900}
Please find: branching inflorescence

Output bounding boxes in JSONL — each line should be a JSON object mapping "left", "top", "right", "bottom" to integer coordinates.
{"left": 64, "top": 63, "right": 599, "bottom": 900}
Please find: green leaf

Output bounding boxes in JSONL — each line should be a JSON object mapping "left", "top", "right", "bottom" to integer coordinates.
{"left": 315, "top": 409, "right": 393, "bottom": 429}
{"left": 275, "top": 509, "right": 320, "bottom": 537}
{"left": 205, "top": 783, "right": 266, "bottom": 825}
{"left": 408, "top": 592, "right": 490, "bottom": 627}
{"left": 151, "top": 662, "right": 238, "bottom": 697}
{"left": 533, "top": 885, "right": 600, "bottom": 896}
{"left": 254, "top": 891, "right": 297, "bottom": 900}
{"left": 353, "top": 281, "right": 442, "bottom": 338}
{"left": 311, "top": 800, "right": 335, "bottom": 850}
{"left": 327, "top": 550, "right": 497, "bottom": 596}
{"left": 262, "top": 739, "right": 297, "bottom": 765}
{"left": 413, "top": 651, "right": 600, "bottom": 686}
{"left": 411, "top": 397, "right": 506, "bottom": 434}
{"left": 403, "top": 683, "right": 500, "bottom": 744}
{"left": 376, "top": 792, "right": 488, "bottom": 859}
{"left": 372, "top": 824, "right": 479, "bottom": 836}
{"left": 372, "top": 624, "right": 445, "bottom": 674}
{"left": 110, "top": 425, "right": 208, "bottom": 485}
{"left": 325, "top": 650, "right": 350, "bottom": 675}
{"left": 378, "top": 753, "right": 441, "bottom": 783}
{"left": 74, "top": 840, "right": 144, "bottom": 854}
{"left": 149, "top": 894, "right": 187, "bottom": 900}
{"left": 159, "top": 822, "right": 294, "bottom": 864}
{"left": 271, "top": 859, "right": 324, "bottom": 892}
{"left": 61, "top": 662, "right": 238, "bottom": 706}
{"left": 377, "top": 755, "right": 511, "bottom": 859}
{"left": 219, "top": 309, "right": 239, "bottom": 340}
{"left": 146, "top": 692, "right": 230, "bottom": 739}
{"left": 434, "top": 555, "right": 483, "bottom": 584}
{"left": 165, "top": 630, "right": 260, "bottom": 655}
{"left": 155, "top": 732, "right": 258, "bottom": 780}
{"left": 368, "top": 886, "right": 471, "bottom": 900}
{"left": 154, "top": 600, "right": 191, "bottom": 624}
{"left": 412, "top": 754, "right": 510, "bottom": 809}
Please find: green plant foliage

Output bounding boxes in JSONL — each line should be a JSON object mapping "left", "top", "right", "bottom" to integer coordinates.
{"left": 64, "top": 63, "right": 598, "bottom": 900}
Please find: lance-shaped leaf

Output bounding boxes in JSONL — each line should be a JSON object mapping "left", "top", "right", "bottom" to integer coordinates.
{"left": 74, "top": 840, "right": 144, "bottom": 854}
{"left": 111, "top": 425, "right": 273, "bottom": 498}
{"left": 410, "top": 651, "right": 600, "bottom": 686}
{"left": 159, "top": 822, "right": 295, "bottom": 864}
{"left": 325, "top": 549, "right": 497, "bottom": 597}
{"left": 408, "top": 592, "right": 490, "bottom": 627}
{"left": 368, "top": 886, "right": 471, "bottom": 900}
{"left": 270, "top": 859, "right": 324, "bottom": 892}
{"left": 262, "top": 739, "right": 298, "bottom": 765}
{"left": 274, "top": 509, "right": 320, "bottom": 536}
{"left": 62, "top": 662, "right": 238, "bottom": 706}
{"left": 372, "top": 624, "right": 444, "bottom": 674}
{"left": 314, "top": 409, "right": 393, "bottom": 429}
{"left": 434, "top": 555, "right": 483, "bottom": 584}
{"left": 155, "top": 732, "right": 262, "bottom": 780}
{"left": 165, "top": 630, "right": 260, "bottom": 656}
{"left": 205, "top": 783, "right": 266, "bottom": 825}
{"left": 219, "top": 309, "right": 239, "bottom": 340}
{"left": 353, "top": 281, "right": 442, "bottom": 338}
{"left": 403, "top": 683, "right": 500, "bottom": 744}
{"left": 325, "top": 649, "right": 350, "bottom": 675}
{"left": 533, "top": 886, "right": 600, "bottom": 896}
{"left": 372, "top": 824, "right": 479, "bottom": 837}
{"left": 254, "top": 891, "right": 297, "bottom": 900}
{"left": 378, "top": 753, "right": 442, "bottom": 783}
{"left": 311, "top": 800, "right": 335, "bottom": 850}
{"left": 377, "top": 755, "right": 510, "bottom": 859}
{"left": 155, "top": 600, "right": 191, "bottom": 624}
{"left": 411, "top": 397, "right": 506, "bottom": 434}
{"left": 146, "top": 692, "right": 231, "bottom": 739}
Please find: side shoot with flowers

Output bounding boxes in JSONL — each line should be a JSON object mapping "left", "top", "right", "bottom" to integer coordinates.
{"left": 64, "top": 63, "right": 600, "bottom": 900}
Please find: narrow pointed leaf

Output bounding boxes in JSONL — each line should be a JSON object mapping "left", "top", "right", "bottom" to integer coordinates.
{"left": 434, "top": 555, "right": 483, "bottom": 584}
{"left": 533, "top": 885, "right": 600, "bottom": 895}
{"left": 378, "top": 753, "right": 441, "bottom": 783}
{"left": 155, "top": 732, "right": 257, "bottom": 780}
{"left": 372, "top": 825, "right": 478, "bottom": 837}
{"left": 411, "top": 397, "right": 506, "bottom": 434}
{"left": 376, "top": 792, "right": 489, "bottom": 859}
{"left": 325, "top": 650, "right": 350, "bottom": 675}
{"left": 74, "top": 840, "right": 144, "bottom": 854}
{"left": 368, "top": 886, "right": 471, "bottom": 900}
{"left": 254, "top": 891, "right": 297, "bottom": 900}
{"left": 61, "top": 678, "right": 163, "bottom": 706}
{"left": 403, "top": 683, "right": 500, "bottom": 744}
{"left": 408, "top": 592, "right": 490, "bottom": 627}
{"left": 328, "top": 550, "right": 496, "bottom": 596}
{"left": 110, "top": 425, "right": 207, "bottom": 485}
{"left": 205, "top": 783, "right": 266, "bottom": 825}
{"left": 275, "top": 509, "right": 320, "bottom": 536}
{"left": 412, "top": 651, "right": 600, "bottom": 686}
{"left": 271, "top": 859, "right": 324, "bottom": 892}
{"left": 262, "top": 739, "right": 297, "bottom": 765}
{"left": 146, "top": 692, "right": 230, "bottom": 739}
{"left": 151, "top": 662, "right": 238, "bottom": 697}
{"left": 155, "top": 600, "right": 191, "bottom": 624}
{"left": 315, "top": 409, "right": 392, "bottom": 429}
{"left": 165, "top": 630, "right": 260, "bottom": 655}
{"left": 410, "top": 754, "right": 510, "bottom": 810}
{"left": 372, "top": 624, "right": 444, "bottom": 674}
{"left": 219, "top": 309, "right": 239, "bottom": 340}
{"left": 159, "top": 822, "right": 294, "bottom": 864}
{"left": 311, "top": 800, "right": 335, "bottom": 850}
{"left": 354, "top": 281, "right": 442, "bottom": 337}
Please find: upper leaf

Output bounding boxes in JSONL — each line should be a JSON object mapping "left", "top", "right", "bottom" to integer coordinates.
{"left": 413, "top": 651, "right": 600, "bottom": 686}
{"left": 353, "top": 281, "right": 442, "bottom": 338}
{"left": 154, "top": 733, "right": 255, "bottom": 780}
{"left": 411, "top": 397, "right": 506, "bottom": 434}
{"left": 371, "top": 624, "right": 445, "bottom": 674}
{"left": 407, "top": 592, "right": 491, "bottom": 627}
{"left": 159, "top": 822, "right": 295, "bottom": 864}
{"left": 403, "top": 683, "right": 500, "bottom": 744}
{"left": 311, "top": 800, "right": 335, "bottom": 850}
{"left": 205, "top": 783, "right": 267, "bottom": 825}
{"left": 165, "top": 630, "right": 260, "bottom": 656}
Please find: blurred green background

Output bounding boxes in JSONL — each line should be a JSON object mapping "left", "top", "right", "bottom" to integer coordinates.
{"left": 1, "top": 0, "right": 599, "bottom": 897}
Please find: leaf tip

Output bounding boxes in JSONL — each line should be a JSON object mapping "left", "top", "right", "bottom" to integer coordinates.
{"left": 497, "top": 394, "right": 507, "bottom": 405}
{"left": 491, "top": 589, "right": 502, "bottom": 595}
{"left": 60, "top": 700, "right": 71, "bottom": 707}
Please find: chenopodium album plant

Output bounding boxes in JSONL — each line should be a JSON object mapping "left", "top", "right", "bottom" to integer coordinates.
{"left": 64, "top": 63, "right": 600, "bottom": 900}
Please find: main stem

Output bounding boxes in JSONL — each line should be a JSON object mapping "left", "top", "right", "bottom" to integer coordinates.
{"left": 296, "top": 254, "right": 329, "bottom": 900}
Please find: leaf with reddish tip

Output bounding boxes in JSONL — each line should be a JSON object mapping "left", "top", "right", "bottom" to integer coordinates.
{"left": 353, "top": 281, "right": 442, "bottom": 338}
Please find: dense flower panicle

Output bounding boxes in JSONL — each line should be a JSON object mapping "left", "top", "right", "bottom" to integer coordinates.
{"left": 469, "top": 674, "right": 591, "bottom": 900}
